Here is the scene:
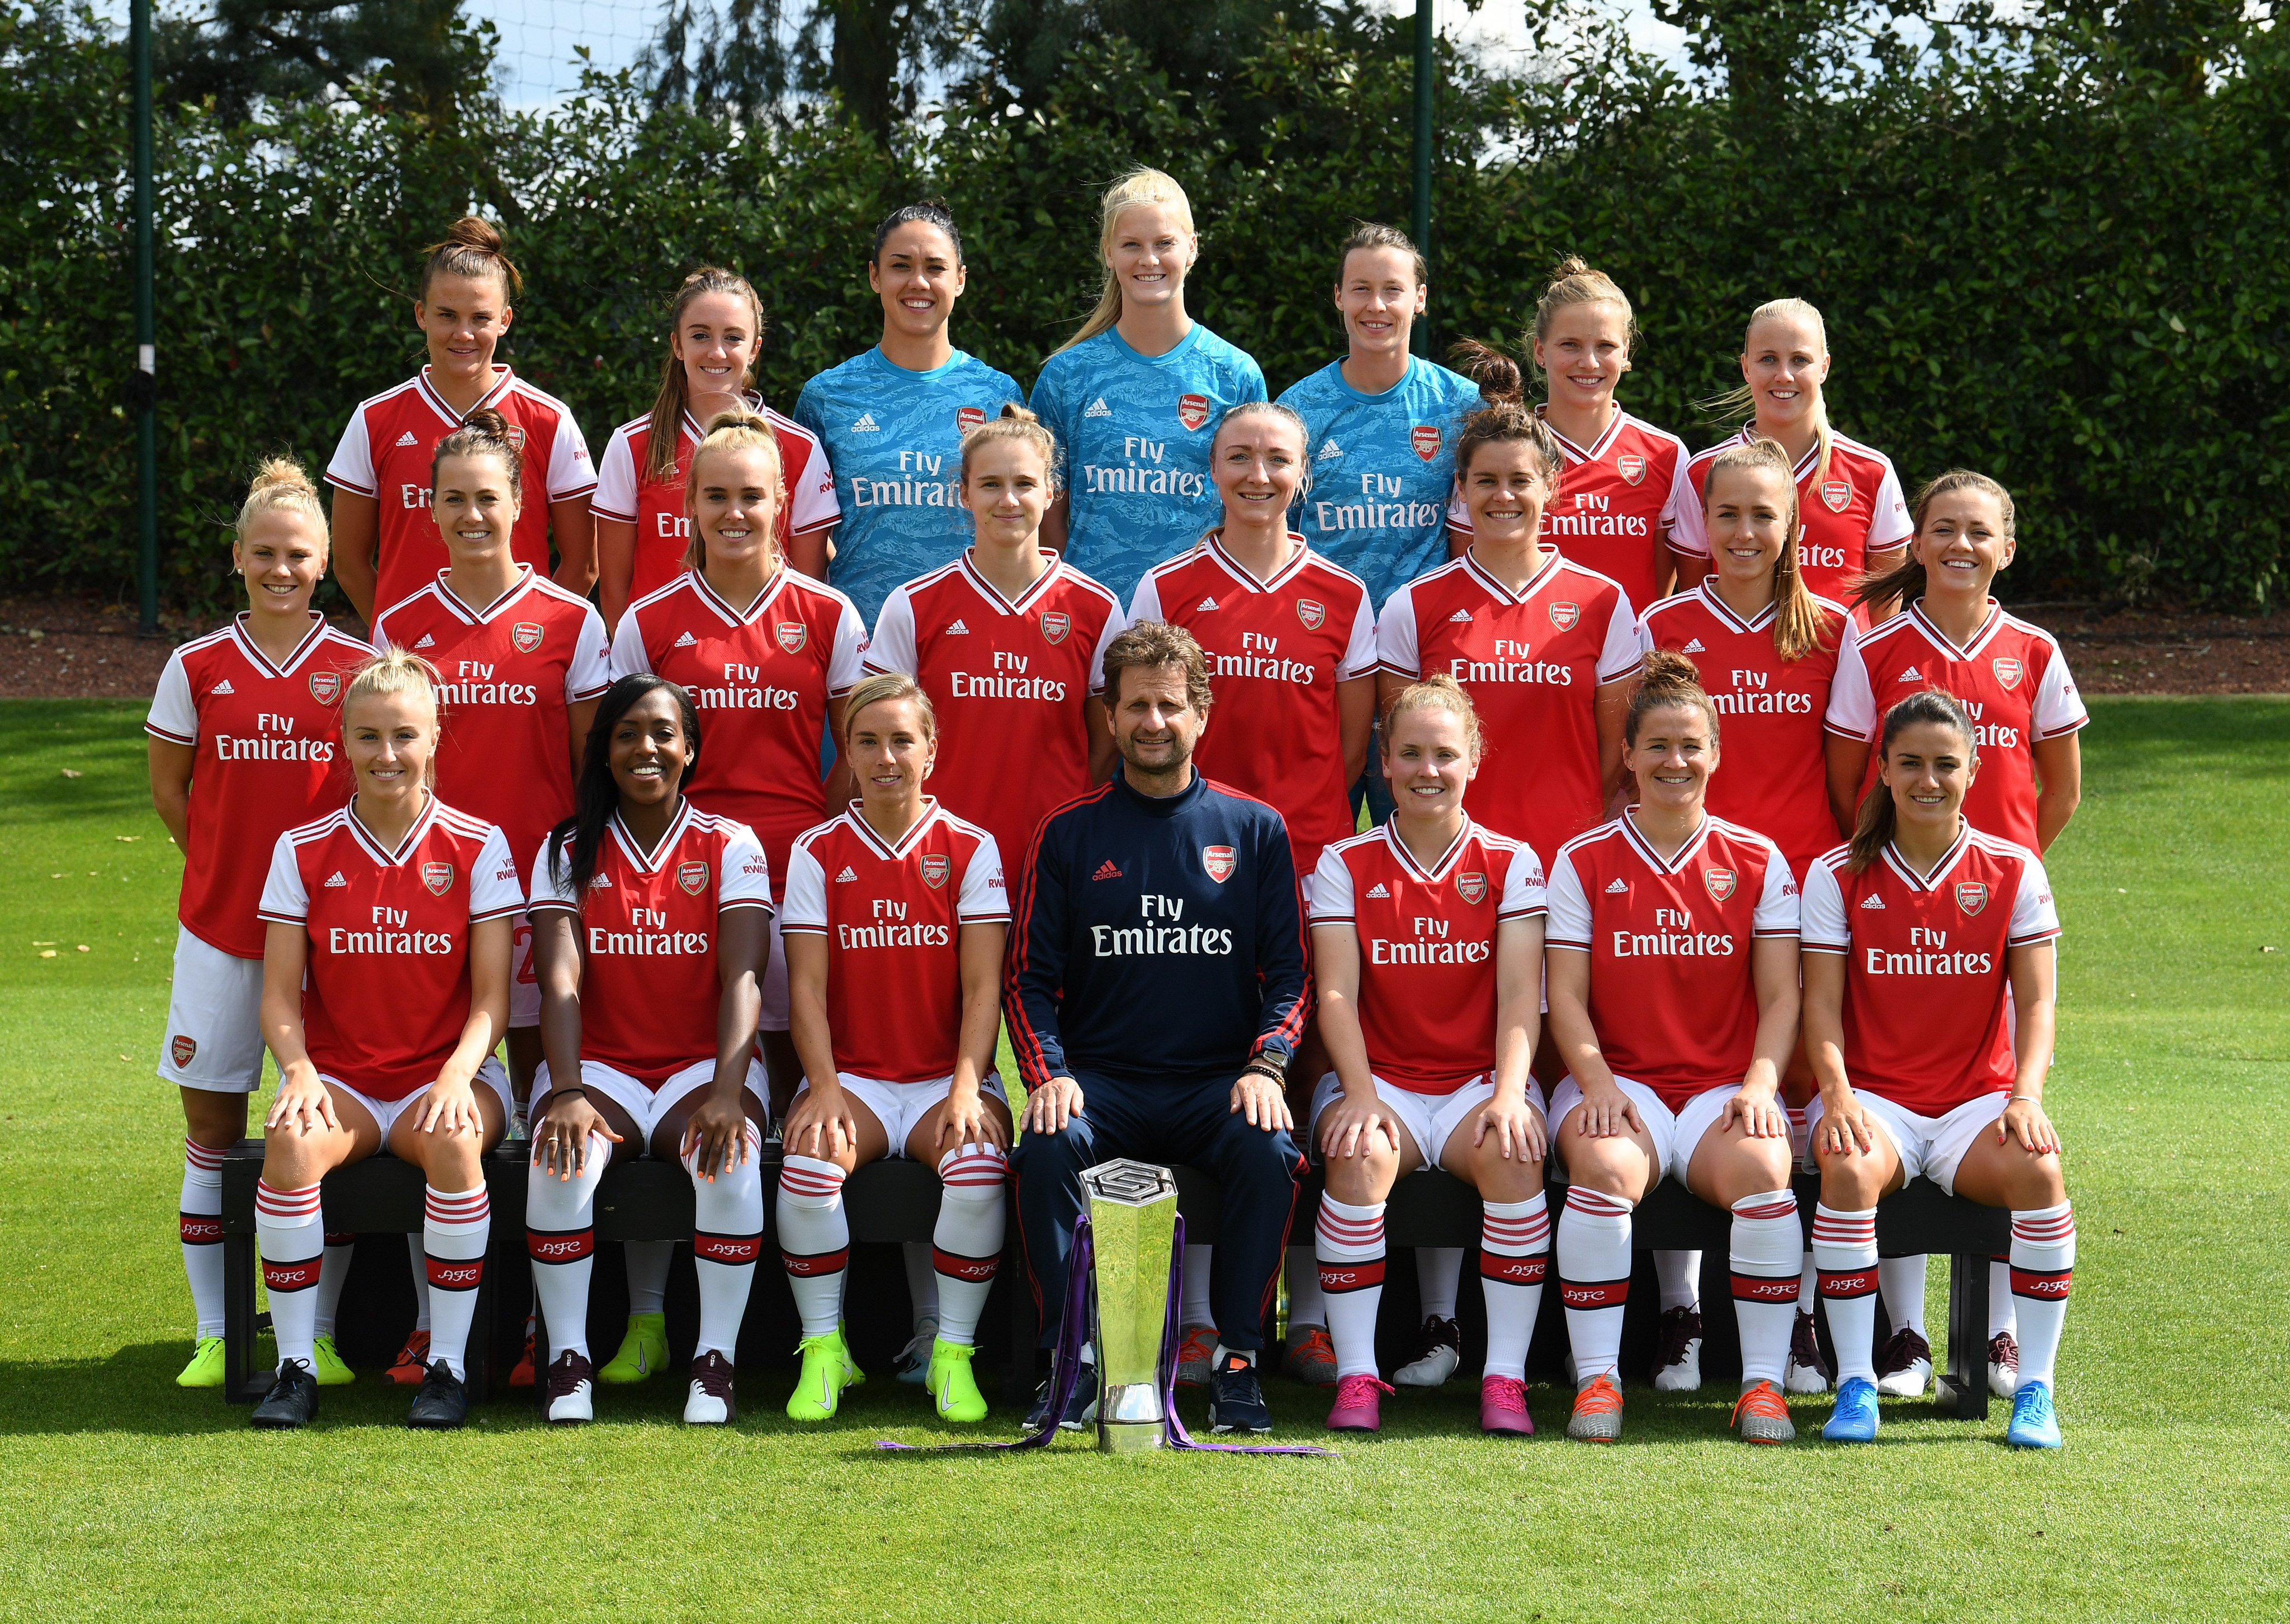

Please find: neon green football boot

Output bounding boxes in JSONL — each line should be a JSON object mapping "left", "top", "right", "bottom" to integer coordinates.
{"left": 786, "top": 1325, "right": 864, "bottom": 1422}
{"left": 176, "top": 1336, "right": 226, "bottom": 1389}
{"left": 925, "top": 1338, "right": 988, "bottom": 1424}
{"left": 310, "top": 1333, "right": 356, "bottom": 1387}
{"left": 599, "top": 1313, "right": 669, "bottom": 1385}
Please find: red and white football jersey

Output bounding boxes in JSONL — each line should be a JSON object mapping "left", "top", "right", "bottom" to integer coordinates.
{"left": 1310, "top": 820, "right": 1546, "bottom": 1095}
{"left": 1672, "top": 427, "right": 1910, "bottom": 609}
{"left": 609, "top": 568, "right": 868, "bottom": 900}
{"left": 1449, "top": 409, "right": 1694, "bottom": 615}
{"left": 1377, "top": 550, "right": 1639, "bottom": 865}
{"left": 867, "top": 550, "right": 1124, "bottom": 870}
{"left": 370, "top": 566, "right": 611, "bottom": 874}
{"left": 258, "top": 797, "right": 524, "bottom": 1100}
{"left": 1636, "top": 580, "right": 1856, "bottom": 874}
{"left": 1545, "top": 811, "right": 1799, "bottom": 1106}
{"left": 1825, "top": 600, "right": 2087, "bottom": 853}
{"left": 1801, "top": 825, "right": 2060, "bottom": 1116}
{"left": 1129, "top": 536, "right": 1376, "bottom": 875}
{"left": 591, "top": 397, "right": 840, "bottom": 605}
{"left": 146, "top": 614, "right": 375, "bottom": 959}
{"left": 527, "top": 803, "right": 774, "bottom": 1085}
{"left": 325, "top": 368, "right": 595, "bottom": 614}
{"left": 779, "top": 801, "right": 1008, "bottom": 1083}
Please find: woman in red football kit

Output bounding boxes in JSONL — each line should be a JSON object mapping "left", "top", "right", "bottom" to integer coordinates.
{"left": 148, "top": 460, "right": 374, "bottom": 1391}
{"left": 1634, "top": 435, "right": 1855, "bottom": 1395}
{"left": 522, "top": 674, "right": 774, "bottom": 1427}
{"left": 247, "top": 652, "right": 523, "bottom": 1432}
{"left": 1308, "top": 677, "right": 1550, "bottom": 1437}
{"left": 778, "top": 673, "right": 1011, "bottom": 1426}
{"left": 608, "top": 409, "right": 870, "bottom": 1107}
{"left": 325, "top": 219, "right": 595, "bottom": 621}
{"left": 593, "top": 267, "right": 837, "bottom": 630}
{"left": 1800, "top": 688, "right": 2073, "bottom": 1450}
{"left": 1671, "top": 299, "right": 1911, "bottom": 613}
{"left": 1543, "top": 654, "right": 1806, "bottom": 1446}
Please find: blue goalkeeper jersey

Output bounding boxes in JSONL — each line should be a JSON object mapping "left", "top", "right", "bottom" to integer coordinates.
{"left": 1028, "top": 324, "right": 1267, "bottom": 603}
{"left": 1006, "top": 771, "right": 1310, "bottom": 1089}
{"left": 1278, "top": 356, "right": 1481, "bottom": 609}
{"left": 793, "top": 345, "right": 1025, "bottom": 624}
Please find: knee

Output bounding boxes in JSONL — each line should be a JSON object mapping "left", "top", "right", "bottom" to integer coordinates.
{"left": 1815, "top": 1149, "right": 1884, "bottom": 1209}
{"left": 1322, "top": 1143, "right": 1393, "bottom": 1204}
{"left": 1011, "top": 1122, "right": 1089, "bottom": 1180}
{"left": 2009, "top": 1154, "right": 2067, "bottom": 1211}
{"left": 1560, "top": 1142, "right": 1640, "bottom": 1199}
{"left": 1215, "top": 1118, "right": 1301, "bottom": 1183}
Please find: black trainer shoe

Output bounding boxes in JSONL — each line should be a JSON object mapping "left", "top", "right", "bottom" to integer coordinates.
{"left": 250, "top": 1358, "right": 319, "bottom": 1430}
{"left": 1022, "top": 1359, "right": 1099, "bottom": 1432}
{"left": 405, "top": 1360, "right": 470, "bottom": 1429}
{"left": 1208, "top": 1352, "right": 1272, "bottom": 1434}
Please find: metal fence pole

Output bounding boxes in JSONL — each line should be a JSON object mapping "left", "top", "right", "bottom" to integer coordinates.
{"left": 133, "top": 0, "right": 158, "bottom": 635}
{"left": 1410, "top": 0, "right": 1434, "bottom": 357}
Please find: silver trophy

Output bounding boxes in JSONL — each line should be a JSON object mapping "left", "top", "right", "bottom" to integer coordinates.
{"left": 1081, "top": 1158, "right": 1180, "bottom": 1454}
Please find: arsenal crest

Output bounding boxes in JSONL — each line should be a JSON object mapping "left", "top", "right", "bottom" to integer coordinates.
{"left": 1956, "top": 881, "right": 1989, "bottom": 916}
{"left": 920, "top": 853, "right": 950, "bottom": 889}
{"left": 678, "top": 861, "right": 708, "bottom": 896}
{"left": 1616, "top": 453, "right": 1647, "bottom": 486}
{"left": 1703, "top": 867, "right": 1738, "bottom": 902}
{"left": 1177, "top": 394, "right": 1212, "bottom": 431}
{"left": 1296, "top": 598, "right": 1326, "bottom": 631}
{"left": 501, "top": 424, "right": 527, "bottom": 450}
{"left": 1202, "top": 845, "right": 1236, "bottom": 883}
{"left": 774, "top": 622, "right": 808, "bottom": 655}
{"left": 1455, "top": 870, "right": 1488, "bottom": 905}
{"left": 1548, "top": 600, "right": 1581, "bottom": 632}
{"left": 1820, "top": 479, "right": 1853, "bottom": 513}
{"left": 423, "top": 862, "right": 453, "bottom": 896}
{"left": 308, "top": 671, "right": 342, "bottom": 705}
{"left": 956, "top": 405, "right": 986, "bottom": 434}
{"left": 171, "top": 1034, "right": 197, "bottom": 1068}
{"left": 1039, "top": 611, "right": 1071, "bottom": 645}
{"left": 511, "top": 622, "right": 544, "bottom": 654}
{"left": 1410, "top": 424, "right": 1442, "bottom": 462}
{"left": 1993, "top": 656, "right": 2024, "bottom": 690}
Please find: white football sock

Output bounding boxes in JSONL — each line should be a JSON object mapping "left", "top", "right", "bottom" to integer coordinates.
{"left": 1880, "top": 1255, "right": 1928, "bottom": 1337}
{"left": 931, "top": 1142, "right": 1007, "bottom": 1347}
{"left": 1416, "top": 1246, "right": 1464, "bottom": 1322}
{"left": 903, "top": 1241, "right": 940, "bottom": 1330}
{"left": 1479, "top": 1195, "right": 1550, "bottom": 1382}
{"left": 1286, "top": 1246, "right": 1326, "bottom": 1329}
{"left": 1655, "top": 1249, "right": 1702, "bottom": 1314}
{"left": 1557, "top": 1186, "right": 1633, "bottom": 1384}
{"left": 313, "top": 1233, "right": 354, "bottom": 1339}
{"left": 408, "top": 1233, "right": 431, "bottom": 1333}
{"left": 688, "top": 1124, "right": 765, "bottom": 1361}
{"left": 179, "top": 1139, "right": 226, "bottom": 1338}
{"left": 1182, "top": 1245, "right": 1216, "bottom": 1329}
{"left": 256, "top": 1180, "right": 324, "bottom": 1372}
{"left": 1989, "top": 1254, "right": 2018, "bottom": 1341}
{"left": 423, "top": 1184, "right": 490, "bottom": 1381}
{"left": 776, "top": 1154, "right": 849, "bottom": 1338}
{"left": 526, "top": 1134, "right": 608, "bottom": 1362}
{"left": 624, "top": 1239, "right": 673, "bottom": 1318}
{"left": 1315, "top": 1197, "right": 1387, "bottom": 1380}
{"left": 1729, "top": 1191, "right": 1803, "bottom": 1388}
{"left": 2009, "top": 1204, "right": 2075, "bottom": 1389}
{"left": 1813, "top": 1204, "right": 1880, "bottom": 1386}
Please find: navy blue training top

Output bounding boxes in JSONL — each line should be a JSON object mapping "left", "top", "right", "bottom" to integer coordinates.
{"left": 1005, "top": 771, "right": 1311, "bottom": 1089}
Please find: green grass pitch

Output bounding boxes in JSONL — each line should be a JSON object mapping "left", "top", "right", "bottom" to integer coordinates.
{"left": 0, "top": 697, "right": 2284, "bottom": 1620}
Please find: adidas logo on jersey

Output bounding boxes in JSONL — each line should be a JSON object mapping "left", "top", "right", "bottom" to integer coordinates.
{"left": 208, "top": 679, "right": 234, "bottom": 695}
{"left": 1682, "top": 638, "right": 1706, "bottom": 654}
{"left": 945, "top": 618, "right": 970, "bottom": 635}
{"left": 1085, "top": 397, "right": 1113, "bottom": 419}
{"left": 1316, "top": 439, "right": 1343, "bottom": 461}
{"left": 1898, "top": 665, "right": 1923, "bottom": 682}
{"left": 1605, "top": 878, "right": 1629, "bottom": 893}
{"left": 413, "top": 633, "right": 435, "bottom": 649}
{"left": 852, "top": 413, "right": 881, "bottom": 433}
{"left": 394, "top": 430, "right": 419, "bottom": 447}
{"left": 1449, "top": 608, "right": 1473, "bottom": 623}
{"left": 324, "top": 871, "right": 348, "bottom": 888}
{"left": 1860, "top": 894, "right": 1886, "bottom": 909}
{"left": 1196, "top": 596, "right": 1218, "bottom": 612}
{"left": 675, "top": 631, "right": 698, "bottom": 647}
{"left": 1365, "top": 882, "right": 1390, "bottom": 899}
{"left": 588, "top": 873, "right": 613, "bottom": 889}
{"left": 835, "top": 865, "right": 858, "bottom": 883}
{"left": 1092, "top": 859, "right": 1123, "bottom": 882}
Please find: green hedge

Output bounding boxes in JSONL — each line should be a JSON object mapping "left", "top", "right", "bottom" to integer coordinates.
{"left": 5, "top": 3, "right": 2284, "bottom": 615}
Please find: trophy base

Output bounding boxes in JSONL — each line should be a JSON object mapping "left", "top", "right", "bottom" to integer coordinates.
{"left": 1096, "top": 1419, "right": 1166, "bottom": 1453}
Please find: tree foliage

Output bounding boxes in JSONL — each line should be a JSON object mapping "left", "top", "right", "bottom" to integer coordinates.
{"left": 5, "top": 0, "right": 2283, "bottom": 615}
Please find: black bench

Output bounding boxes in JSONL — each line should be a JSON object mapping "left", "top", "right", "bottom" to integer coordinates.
{"left": 220, "top": 1143, "right": 2004, "bottom": 1418}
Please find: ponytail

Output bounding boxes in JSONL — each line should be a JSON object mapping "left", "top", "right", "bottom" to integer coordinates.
{"left": 548, "top": 676, "right": 701, "bottom": 897}
{"left": 342, "top": 649, "right": 442, "bottom": 788}
{"left": 1854, "top": 468, "right": 2018, "bottom": 617}
{"left": 1703, "top": 436, "right": 1830, "bottom": 661}
{"left": 430, "top": 406, "right": 525, "bottom": 496}
{"left": 1847, "top": 688, "right": 1979, "bottom": 873}
{"left": 1700, "top": 297, "right": 1834, "bottom": 487}
{"left": 1625, "top": 650, "right": 1719, "bottom": 746}
{"left": 1529, "top": 256, "right": 1636, "bottom": 366}
{"left": 644, "top": 268, "right": 766, "bottom": 486}
{"left": 1056, "top": 169, "right": 1195, "bottom": 356}
{"left": 1449, "top": 340, "right": 1560, "bottom": 481}
{"left": 419, "top": 216, "right": 521, "bottom": 303}
{"left": 960, "top": 402, "right": 1058, "bottom": 488}
{"left": 1383, "top": 673, "right": 1484, "bottom": 761}
{"left": 234, "top": 457, "right": 328, "bottom": 555}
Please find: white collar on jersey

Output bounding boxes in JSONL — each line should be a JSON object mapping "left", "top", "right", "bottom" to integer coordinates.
{"left": 415, "top": 366, "right": 515, "bottom": 429}
{"left": 1880, "top": 821, "right": 1974, "bottom": 891}
{"left": 1458, "top": 545, "right": 1562, "bottom": 605}
{"left": 1381, "top": 816, "right": 1478, "bottom": 884}
{"left": 839, "top": 797, "right": 944, "bottom": 862}
{"left": 1537, "top": 402, "right": 1625, "bottom": 465}
{"left": 680, "top": 391, "right": 767, "bottom": 443}
{"left": 1905, "top": 598, "right": 2005, "bottom": 659}
{"left": 427, "top": 564, "right": 537, "bottom": 625}
{"left": 609, "top": 800, "right": 696, "bottom": 873}
{"left": 1617, "top": 804, "right": 1715, "bottom": 875}
{"left": 957, "top": 548, "right": 1064, "bottom": 614}
{"left": 1201, "top": 531, "right": 1313, "bottom": 593}
{"left": 226, "top": 611, "right": 333, "bottom": 678}
{"left": 1695, "top": 577, "right": 1778, "bottom": 636}
{"left": 342, "top": 792, "right": 442, "bottom": 868}
{"left": 687, "top": 565, "right": 791, "bottom": 626}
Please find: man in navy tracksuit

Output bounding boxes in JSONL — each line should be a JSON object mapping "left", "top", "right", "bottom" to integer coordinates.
{"left": 1007, "top": 621, "right": 1310, "bottom": 1434}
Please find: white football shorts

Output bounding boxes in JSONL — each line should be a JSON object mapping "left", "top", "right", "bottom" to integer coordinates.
{"left": 794, "top": 1070, "right": 1010, "bottom": 1160}
{"left": 1804, "top": 1088, "right": 2010, "bottom": 1197}
{"left": 158, "top": 927, "right": 267, "bottom": 1093}
{"left": 1309, "top": 1072, "right": 1538, "bottom": 1172}
{"left": 325, "top": 1056, "right": 512, "bottom": 1144}
{"left": 1548, "top": 1077, "right": 1748, "bottom": 1190}
{"left": 532, "top": 1055, "right": 768, "bottom": 1144}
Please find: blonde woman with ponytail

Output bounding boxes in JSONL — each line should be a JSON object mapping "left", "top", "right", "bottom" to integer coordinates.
{"left": 148, "top": 460, "right": 376, "bottom": 1393}
{"left": 1029, "top": 168, "right": 1267, "bottom": 602}
{"left": 1672, "top": 299, "right": 1910, "bottom": 617}
{"left": 594, "top": 267, "right": 839, "bottom": 630}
